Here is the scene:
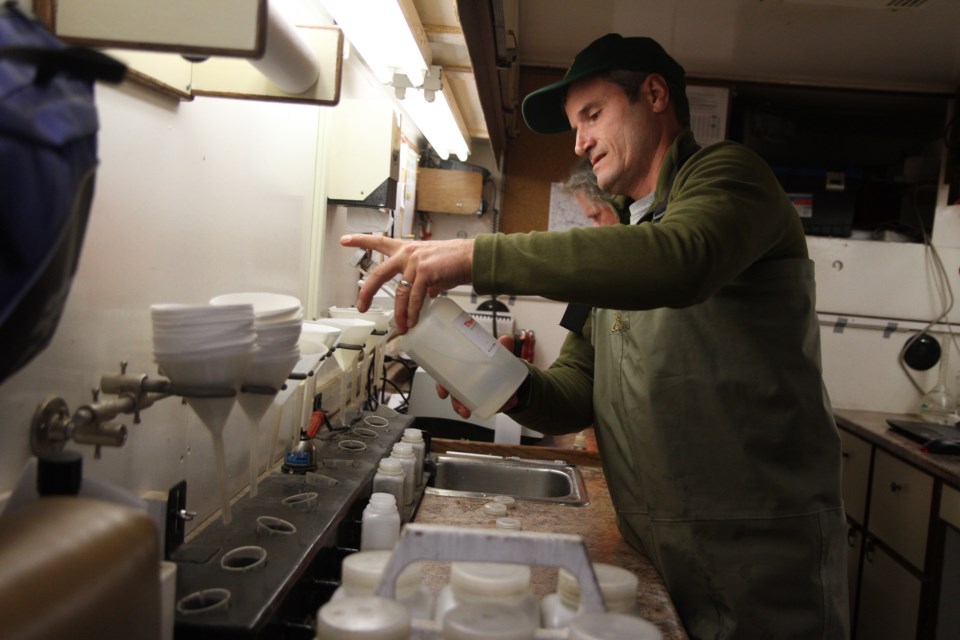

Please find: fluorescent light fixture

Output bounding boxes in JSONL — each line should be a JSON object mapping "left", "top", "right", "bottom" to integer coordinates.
{"left": 318, "top": 1, "right": 469, "bottom": 160}
{"left": 319, "top": 0, "right": 430, "bottom": 86}
{"left": 399, "top": 66, "right": 471, "bottom": 161}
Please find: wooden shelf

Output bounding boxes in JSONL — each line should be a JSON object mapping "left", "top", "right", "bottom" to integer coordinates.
{"left": 416, "top": 167, "right": 483, "bottom": 215}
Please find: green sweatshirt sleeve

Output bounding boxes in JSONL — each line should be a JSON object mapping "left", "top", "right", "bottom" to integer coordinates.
{"left": 473, "top": 138, "right": 807, "bottom": 310}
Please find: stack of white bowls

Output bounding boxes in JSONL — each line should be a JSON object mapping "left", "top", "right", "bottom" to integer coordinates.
{"left": 151, "top": 302, "right": 259, "bottom": 524}
{"left": 328, "top": 307, "right": 393, "bottom": 405}
{"left": 312, "top": 317, "right": 376, "bottom": 373}
{"left": 210, "top": 293, "right": 303, "bottom": 498}
{"left": 210, "top": 292, "right": 303, "bottom": 402}
{"left": 150, "top": 302, "right": 258, "bottom": 430}
{"left": 300, "top": 322, "right": 343, "bottom": 357}
{"left": 328, "top": 306, "right": 393, "bottom": 337}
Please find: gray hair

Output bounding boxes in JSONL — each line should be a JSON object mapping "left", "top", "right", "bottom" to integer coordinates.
{"left": 562, "top": 157, "right": 606, "bottom": 202}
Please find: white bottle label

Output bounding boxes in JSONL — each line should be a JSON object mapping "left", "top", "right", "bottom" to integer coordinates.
{"left": 452, "top": 311, "right": 499, "bottom": 358}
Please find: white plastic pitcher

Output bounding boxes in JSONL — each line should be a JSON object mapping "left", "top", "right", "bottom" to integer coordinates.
{"left": 400, "top": 297, "right": 528, "bottom": 419}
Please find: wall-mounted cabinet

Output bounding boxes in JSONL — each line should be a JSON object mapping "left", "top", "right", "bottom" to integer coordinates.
{"left": 415, "top": 167, "right": 483, "bottom": 215}
{"left": 326, "top": 99, "right": 401, "bottom": 209}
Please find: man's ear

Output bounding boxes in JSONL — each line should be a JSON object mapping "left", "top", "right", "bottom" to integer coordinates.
{"left": 646, "top": 74, "right": 672, "bottom": 115}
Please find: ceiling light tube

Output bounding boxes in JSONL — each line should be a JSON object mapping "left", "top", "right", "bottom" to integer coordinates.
{"left": 399, "top": 67, "right": 471, "bottom": 161}
{"left": 319, "top": 0, "right": 431, "bottom": 87}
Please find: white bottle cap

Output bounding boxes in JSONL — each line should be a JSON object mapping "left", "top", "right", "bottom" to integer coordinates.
{"left": 366, "top": 493, "right": 398, "bottom": 516}
{"left": 558, "top": 563, "right": 638, "bottom": 613}
{"left": 451, "top": 562, "right": 531, "bottom": 599}
{"left": 378, "top": 458, "right": 403, "bottom": 475}
{"left": 316, "top": 595, "right": 411, "bottom": 639}
{"left": 495, "top": 517, "right": 522, "bottom": 530}
{"left": 341, "top": 550, "right": 422, "bottom": 597}
{"left": 391, "top": 442, "right": 414, "bottom": 458}
{"left": 401, "top": 427, "right": 424, "bottom": 443}
{"left": 491, "top": 495, "right": 516, "bottom": 510}
{"left": 567, "top": 611, "right": 662, "bottom": 640}
{"left": 483, "top": 501, "right": 508, "bottom": 517}
{"left": 442, "top": 602, "right": 537, "bottom": 640}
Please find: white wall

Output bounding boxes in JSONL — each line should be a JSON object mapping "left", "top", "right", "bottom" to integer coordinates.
{"left": 811, "top": 234, "right": 960, "bottom": 414}
{"left": 0, "top": 79, "right": 335, "bottom": 525}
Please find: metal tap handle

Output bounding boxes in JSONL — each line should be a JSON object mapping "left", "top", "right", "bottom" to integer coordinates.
{"left": 71, "top": 406, "right": 128, "bottom": 449}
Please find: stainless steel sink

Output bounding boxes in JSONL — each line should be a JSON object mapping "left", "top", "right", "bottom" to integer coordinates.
{"left": 425, "top": 453, "right": 589, "bottom": 506}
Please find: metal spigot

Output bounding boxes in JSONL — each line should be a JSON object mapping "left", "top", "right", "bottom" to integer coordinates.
{"left": 71, "top": 390, "right": 129, "bottom": 460}
{"left": 28, "top": 361, "right": 235, "bottom": 456}
{"left": 29, "top": 363, "right": 173, "bottom": 457}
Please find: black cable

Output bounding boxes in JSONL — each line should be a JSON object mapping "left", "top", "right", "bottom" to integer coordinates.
{"left": 364, "top": 357, "right": 382, "bottom": 411}
{"left": 897, "top": 185, "right": 958, "bottom": 395}
{"left": 382, "top": 378, "right": 410, "bottom": 412}
{"left": 379, "top": 354, "right": 417, "bottom": 412}
{"left": 477, "top": 298, "right": 510, "bottom": 338}
{"left": 372, "top": 349, "right": 408, "bottom": 409}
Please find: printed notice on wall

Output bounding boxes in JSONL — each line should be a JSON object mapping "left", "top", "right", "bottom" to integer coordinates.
{"left": 688, "top": 85, "right": 730, "bottom": 147}
{"left": 548, "top": 182, "right": 592, "bottom": 231}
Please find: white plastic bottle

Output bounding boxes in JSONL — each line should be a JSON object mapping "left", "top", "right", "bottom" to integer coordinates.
{"left": 360, "top": 492, "right": 401, "bottom": 552}
{"left": 400, "top": 428, "right": 426, "bottom": 489}
{"left": 390, "top": 442, "right": 417, "bottom": 509}
{"left": 316, "top": 595, "right": 410, "bottom": 640}
{"left": 434, "top": 562, "right": 539, "bottom": 628}
{"left": 400, "top": 296, "right": 529, "bottom": 419}
{"left": 541, "top": 563, "right": 640, "bottom": 629}
{"left": 567, "top": 611, "right": 662, "bottom": 640}
{"left": 331, "top": 550, "right": 435, "bottom": 621}
{"left": 441, "top": 602, "right": 537, "bottom": 640}
{"left": 373, "top": 457, "right": 406, "bottom": 509}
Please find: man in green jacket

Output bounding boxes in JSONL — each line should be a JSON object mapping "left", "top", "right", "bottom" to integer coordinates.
{"left": 342, "top": 33, "right": 848, "bottom": 639}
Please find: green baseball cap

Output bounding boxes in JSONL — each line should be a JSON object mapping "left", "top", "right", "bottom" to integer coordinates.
{"left": 521, "top": 33, "right": 686, "bottom": 134}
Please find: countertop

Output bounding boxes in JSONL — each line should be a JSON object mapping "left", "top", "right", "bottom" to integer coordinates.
{"left": 833, "top": 408, "right": 960, "bottom": 487}
{"left": 413, "top": 436, "right": 688, "bottom": 640}
{"left": 407, "top": 411, "right": 960, "bottom": 639}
